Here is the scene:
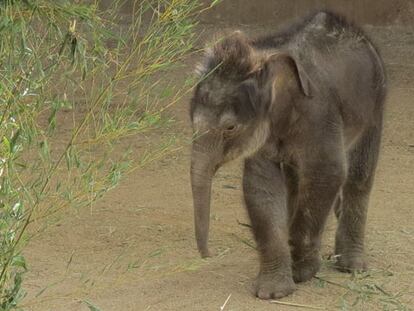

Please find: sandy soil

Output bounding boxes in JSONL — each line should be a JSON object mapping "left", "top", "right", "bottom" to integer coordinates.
{"left": 21, "top": 22, "right": 414, "bottom": 311}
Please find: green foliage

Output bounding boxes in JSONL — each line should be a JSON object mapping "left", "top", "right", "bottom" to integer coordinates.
{"left": 315, "top": 266, "right": 410, "bottom": 311}
{"left": 0, "top": 0, "right": 203, "bottom": 309}
{"left": 83, "top": 300, "right": 102, "bottom": 311}
{"left": 338, "top": 270, "right": 410, "bottom": 311}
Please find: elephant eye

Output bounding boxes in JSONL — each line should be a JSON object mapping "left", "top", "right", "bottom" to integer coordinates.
{"left": 223, "top": 124, "right": 238, "bottom": 136}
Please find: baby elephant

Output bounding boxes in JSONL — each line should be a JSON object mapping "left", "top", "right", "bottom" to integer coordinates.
{"left": 189, "top": 11, "right": 386, "bottom": 299}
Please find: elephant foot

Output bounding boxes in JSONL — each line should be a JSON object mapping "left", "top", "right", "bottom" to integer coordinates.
{"left": 255, "top": 272, "right": 296, "bottom": 300}
{"left": 292, "top": 255, "right": 321, "bottom": 283}
{"left": 335, "top": 253, "right": 367, "bottom": 273}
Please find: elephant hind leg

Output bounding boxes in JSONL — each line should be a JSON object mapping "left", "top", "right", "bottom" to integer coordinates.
{"left": 335, "top": 125, "right": 382, "bottom": 272}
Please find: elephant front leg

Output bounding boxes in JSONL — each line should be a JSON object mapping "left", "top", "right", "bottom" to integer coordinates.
{"left": 289, "top": 169, "right": 345, "bottom": 283}
{"left": 243, "top": 156, "right": 295, "bottom": 299}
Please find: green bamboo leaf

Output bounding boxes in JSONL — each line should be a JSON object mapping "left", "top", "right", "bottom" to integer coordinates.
{"left": 211, "top": 0, "right": 222, "bottom": 7}
{"left": 2, "top": 137, "right": 11, "bottom": 154}
{"left": 10, "top": 129, "right": 21, "bottom": 153}
{"left": 83, "top": 300, "right": 102, "bottom": 311}
{"left": 160, "top": 86, "right": 174, "bottom": 99}
{"left": 11, "top": 255, "right": 27, "bottom": 271}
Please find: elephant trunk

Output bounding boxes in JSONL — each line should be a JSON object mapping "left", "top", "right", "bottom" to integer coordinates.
{"left": 190, "top": 132, "right": 222, "bottom": 258}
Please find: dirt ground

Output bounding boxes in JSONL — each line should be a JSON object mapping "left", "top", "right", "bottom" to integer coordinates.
{"left": 22, "top": 16, "right": 414, "bottom": 311}
{"left": 200, "top": 0, "right": 414, "bottom": 26}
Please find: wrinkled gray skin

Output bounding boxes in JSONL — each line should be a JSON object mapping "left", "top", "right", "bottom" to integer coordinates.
{"left": 190, "top": 11, "right": 386, "bottom": 299}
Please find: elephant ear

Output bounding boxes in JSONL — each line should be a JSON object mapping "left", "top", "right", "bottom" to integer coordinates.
{"left": 259, "top": 53, "right": 313, "bottom": 98}
{"left": 238, "top": 53, "right": 312, "bottom": 116}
